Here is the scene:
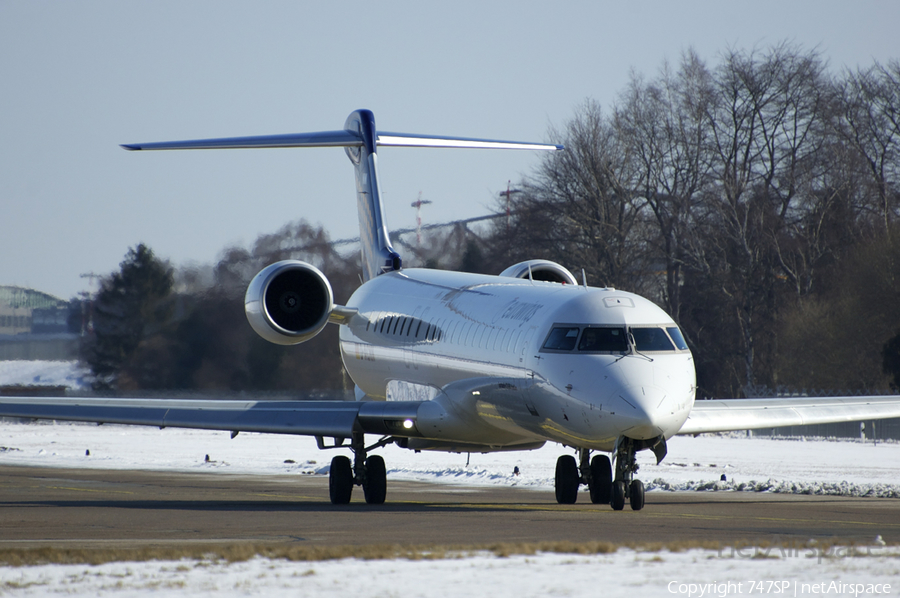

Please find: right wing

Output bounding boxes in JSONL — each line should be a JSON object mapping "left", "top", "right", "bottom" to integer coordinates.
{"left": 678, "top": 395, "right": 900, "bottom": 436}
{"left": 0, "top": 396, "right": 423, "bottom": 439}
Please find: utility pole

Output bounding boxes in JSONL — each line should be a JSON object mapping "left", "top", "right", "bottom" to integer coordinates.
{"left": 498, "top": 181, "right": 521, "bottom": 231}
{"left": 410, "top": 192, "right": 432, "bottom": 248}
{"left": 79, "top": 272, "right": 101, "bottom": 336}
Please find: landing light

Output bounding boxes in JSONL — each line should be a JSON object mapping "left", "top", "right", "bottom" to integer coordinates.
{"left": 403, "top": 419, "right": 415, "bottom": 430}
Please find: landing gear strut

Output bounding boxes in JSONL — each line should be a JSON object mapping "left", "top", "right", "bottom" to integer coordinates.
{"left": 611, "top": 437, "right": 644, "bottom": 511}
{"left": 552, "top": 440, "right": 645, "bottom": 510}
{"left": 327, "top": 432, "right": 390, "bottom": 505}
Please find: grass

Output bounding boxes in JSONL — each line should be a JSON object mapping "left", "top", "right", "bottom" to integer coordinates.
{"left": 0, "top": 538, "right": 889, "bottom": 567}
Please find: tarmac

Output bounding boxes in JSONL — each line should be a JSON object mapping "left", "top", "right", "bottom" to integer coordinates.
{"left": 1, "top": 465, "right": 897, "bottom": 550}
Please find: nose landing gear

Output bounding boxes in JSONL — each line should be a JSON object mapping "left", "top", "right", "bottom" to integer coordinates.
{"left": 612, "top": 437, "right": 644, "bottom": 511}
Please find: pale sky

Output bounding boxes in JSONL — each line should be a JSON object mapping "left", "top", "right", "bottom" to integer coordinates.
{"left": 2, "top": 1, "right": 898, "bottom": 300}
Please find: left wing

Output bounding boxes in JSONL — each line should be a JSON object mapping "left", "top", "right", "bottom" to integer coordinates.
{"left": 679, "top": 395, "right": 900, "bottom": 435}
{"left": 0, "top": 397, "right": 423, "bottom": 439}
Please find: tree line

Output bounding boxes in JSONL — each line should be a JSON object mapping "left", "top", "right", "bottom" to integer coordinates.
{"left": 80, "top": 43, "right": 900, "bottom": 398}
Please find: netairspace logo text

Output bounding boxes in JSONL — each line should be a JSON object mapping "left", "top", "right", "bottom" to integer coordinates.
{"left": 667, "top": 580, "right": 892, "bottom": 597}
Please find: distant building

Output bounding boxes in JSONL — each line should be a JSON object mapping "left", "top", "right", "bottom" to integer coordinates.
{"left": 0, "top": 286, "right": 79, "bottom": 360}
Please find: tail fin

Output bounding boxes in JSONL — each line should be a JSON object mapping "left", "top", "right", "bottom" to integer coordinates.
{"left": 122, "top": 110, "right": 562, "bottom": 282}
{"left": 343, "top": 110, "right": 401, "bottom": 281}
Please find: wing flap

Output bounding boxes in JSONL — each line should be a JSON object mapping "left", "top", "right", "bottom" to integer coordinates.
{"left": 679, "top": 395, "right": 900, "bottom": 435}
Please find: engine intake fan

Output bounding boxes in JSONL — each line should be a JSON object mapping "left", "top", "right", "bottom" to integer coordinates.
{"left": 245, "top": 260, "right": 334, "bottom": 345}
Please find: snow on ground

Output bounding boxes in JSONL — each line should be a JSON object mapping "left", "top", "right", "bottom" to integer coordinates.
{"left": 1, "top": 420, "right": 898, "bottom": 498}
{"left": 1, "top": 360, "right": 900, "bottom": 595}
{"left": 2, "top": 546, "right": 899, "bottom": 597}
{"left": 1, "top": 422, "right": 900, "bottom": 596}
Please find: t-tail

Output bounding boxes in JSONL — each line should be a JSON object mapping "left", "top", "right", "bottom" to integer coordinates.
{"left": 122, "top": 109, "right": 562, "bottom": 282}
{"left": 343, "top": 110, "right": 400, "bottom": 280}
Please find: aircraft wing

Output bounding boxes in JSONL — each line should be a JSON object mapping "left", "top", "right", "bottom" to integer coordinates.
{"left": 0, "top": 397, "right": 423, "bottom": 439}
{"left": 678, "top": 395, "right": 900, "bottom": 435}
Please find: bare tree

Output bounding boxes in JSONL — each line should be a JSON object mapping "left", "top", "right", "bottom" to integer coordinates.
{"left": 701, "top": 44, "right": 832, "bottom": 390}
{"left": 517, "top": 100, "right": 651, "bottom": 291}
{"left": 834, "top": 60, "right": 900, "bottom": 232}
{"left": 614, "top": 48, "right": 717, "bottom": 320}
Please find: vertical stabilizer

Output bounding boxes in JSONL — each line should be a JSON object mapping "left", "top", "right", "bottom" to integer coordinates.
{"left": 343, "top": 110, "right": 401, "bottom": 282}
{"left": 121, "top": 109, "right": 562, "bottom": 284}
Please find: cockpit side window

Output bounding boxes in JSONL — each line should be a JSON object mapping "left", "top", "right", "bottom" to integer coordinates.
{"left": 542, "top": 327, "right": 580, "bottom": 351}
{"left": 631, "top": 327, "right": 676, "bottom": 351}
{"left": 666, "top": 326, "right": 689, "bottom": 350}
{"left": 578, "top": 327, "right": 628, "bottom": 353}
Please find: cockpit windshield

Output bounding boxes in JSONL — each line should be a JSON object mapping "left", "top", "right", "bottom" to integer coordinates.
{"left": 666, "top": 326, "right": 689, "bottom": 350}
{"left": 541, "top": 324, "right": 690, "bottom": 354}
{"left": 578, "top": 327, "right": 628, "bottom": 352}
{"left": 631, "top": 327, "right": 675, "bottom": 351}
{"left": 542, "top": 327, "right": 580, "bottom": 351}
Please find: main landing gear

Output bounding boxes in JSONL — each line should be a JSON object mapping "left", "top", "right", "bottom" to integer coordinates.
{"left": 554, "top": 439, "right": 645, "bottom": 511}
{"left": 327, "top": 432, "right": 390, "bottom": 505}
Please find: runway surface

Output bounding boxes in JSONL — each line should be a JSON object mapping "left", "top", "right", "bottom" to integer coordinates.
{"left": 1, "top": 465, "right": 897, "bottom": 550}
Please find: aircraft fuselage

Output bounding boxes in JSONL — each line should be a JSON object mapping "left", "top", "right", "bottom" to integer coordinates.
{"left": 340, "top": 268, "right": 696, "bottom": 452}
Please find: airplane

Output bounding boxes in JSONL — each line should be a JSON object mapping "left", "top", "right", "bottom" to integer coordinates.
{"left": 2, "top": 109, "right": 900, "bottom": 510}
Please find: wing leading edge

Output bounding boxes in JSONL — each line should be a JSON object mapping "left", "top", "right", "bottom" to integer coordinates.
{"left": 679, "top": 395, "right": 900, "bottom": 435}
{"left": 0, "top": 397, "right": 424, "bottom": 439}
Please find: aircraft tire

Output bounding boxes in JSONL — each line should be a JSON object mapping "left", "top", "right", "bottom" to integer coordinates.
{"left": 589, "top": 455, "right": 612, "bottom": 504}
{"left": 554, "top": 455, "right": 579, "bottom": 504}
{"left": 611, "top": 480, "right": 626, "bottom": 511}
{"left": 363, "top": 455, "right": 387, "bottom": 505}
{"left": 629, "top": 479, "right": 645, "bottom": 511}
{"left": 329, "top": 455, "right": 353, "bottom": 505}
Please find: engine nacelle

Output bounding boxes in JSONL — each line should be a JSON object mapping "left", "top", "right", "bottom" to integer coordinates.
{"left": 499, "top": 259, "right": 578, "bottom": 285}
{"left": 244, "top": 260, "right": 334, "bottom": 345}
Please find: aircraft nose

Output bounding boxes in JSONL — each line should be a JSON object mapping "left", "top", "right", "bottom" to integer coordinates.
{"left": 613, "top": 385, "right": 668, "bottom": 440}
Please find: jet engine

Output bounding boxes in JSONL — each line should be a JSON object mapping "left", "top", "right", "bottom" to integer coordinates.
{"left": 499, "top": 259, "right": 579, "bottom": 285}
{"left": 244, "top": 260, "right": 334, "bottom": 345}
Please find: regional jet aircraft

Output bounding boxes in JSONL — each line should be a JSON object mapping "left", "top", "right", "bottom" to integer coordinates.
{"left": 3, "top": 110, "right": 900, "bottom": 510}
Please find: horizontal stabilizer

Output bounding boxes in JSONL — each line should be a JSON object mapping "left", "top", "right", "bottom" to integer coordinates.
{"left": 121, "top": 109, "right": 562, "bottom": 283}
{"left": 122, "top": 131, "right": 563, "bottom": 153}
{"left": 121, "top": 130, "right": 361, "bottom": 151}
{"left": 375, "top": 132, "right": 563, "bottom": 151}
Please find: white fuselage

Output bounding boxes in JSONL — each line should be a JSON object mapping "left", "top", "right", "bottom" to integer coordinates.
{"left": 339, "top": 269, "right": 696, "bottom": 452}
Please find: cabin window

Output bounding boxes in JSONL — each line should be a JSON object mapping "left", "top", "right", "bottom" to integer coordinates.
{"left": 577, "top": 327, "right": 628, "bottom": 352}
{"left": 666, "top": 326, "right": 689, "bottom": 350}
{"left": 631, "top": 327, "right": 676, "bottom": 351}
{"left": 542, "top": 327, "right": 580, "bottom": 351}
